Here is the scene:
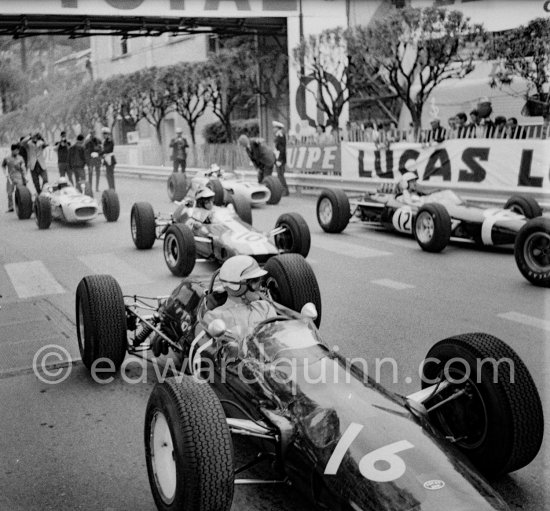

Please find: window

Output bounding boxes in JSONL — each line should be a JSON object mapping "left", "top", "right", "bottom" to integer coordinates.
{"left": 112, "top": 36, "right": 129, "bottom": 59}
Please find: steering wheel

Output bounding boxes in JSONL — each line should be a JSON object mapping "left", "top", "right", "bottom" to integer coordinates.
{"left": 253, "top": 316, "right": 291, "bottom": 331}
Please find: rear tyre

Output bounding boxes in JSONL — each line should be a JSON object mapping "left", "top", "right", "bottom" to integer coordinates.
{"left": 504, "top": 195, "right": 542, "bottom": 219}
{"left": 421, "top": 333, "right": 543, "bottom": 478}
{"left": 228, "top": 193, "right": 252, "bottom": 225}
{"left": 263, "top": 175, "right": 283, "bottom": 205}
{"left": 207, "top": 178, "right": 225, "bottom": 206}
{"left": 102, "top": 189, "right": 120, "bottom": 222}
{"left": 34, "top": 195, "right": 52, "bottom": 229}
{"left": 145, "top": 377, "right": 234, "bottom": 511}
{"left": 163, "top": 223, "right": 196, "bottom": 277}
{"left": 316, "top": 189, "right": 350, "bottom": 233}
{"left": 274, "top": 213, "right": 311, "bottom": 258}
{"left": 14, "top": 184, "right": 33, "bottom": 219}
{"left": 413, "top": 203, "right": 451, "bottom": 253}
{"left": 167, "top": 172, "right": 188, "bottom": 202}
{"left": 131, "top": 202, "right": 156, "bottom": 249}
{"left": 265, "top": 254, "right": 321, "bottom": 327}
{"left": 75, "top": 274, "right": 127, "bottom": 371}
{"left": 514, "top": 216, "right": 550, "bottom": 287}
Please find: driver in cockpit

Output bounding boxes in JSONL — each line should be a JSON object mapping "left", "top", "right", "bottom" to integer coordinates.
{"left": 396, "top": 162, "right": 422, "bottom": 204}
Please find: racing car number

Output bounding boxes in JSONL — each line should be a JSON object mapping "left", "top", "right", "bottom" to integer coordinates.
{"left": 324, "top": 422, "right": 414, "bottom": 482}
{"left": 392, "top": 207, "right": 413, "bottom": 234}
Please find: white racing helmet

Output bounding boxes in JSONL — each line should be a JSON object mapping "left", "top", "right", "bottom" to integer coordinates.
{"left": 195, "top": 186, "right": 215, "bottom": 201}
{"left": 399, "top": 171, "right": 418, "bottom": 192}
{"left": 57, "top": 177, "right": 69, "bottom": 189}
{"left": 219, "top": 255, "right": 267, "bottom": 297}
{"left": 209, "top": 163, "right": 221, "bottom": 174}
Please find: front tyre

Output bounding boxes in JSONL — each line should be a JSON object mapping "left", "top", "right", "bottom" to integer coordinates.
{"left": 14, "top": 185, "right": 33, "bottom": 219}
{"left": 413, "top": 203, "right": 451, "bottom": 252}
{"left": 207, "top": 178, "right": 225, "bottom": 206}
{"left": 102, "top": 189, "right": 120, "bottom": 222}
{"left": 144, "top": 377, "right": 234, "bottom": 511}
{"left": 504, "top": 195, "right": 542, "bottom": 219}
{"left": 263, "top": 175, "right": 283, "bottom": 205}
{"left": 167, "top": 173, "right": 188, "bottom": 202}
{"left": 228, "top": 193, "right": 252, "bottom": 226}
{"left": 316, "top": 189, "right": 350, "bottom": 233}
{"left": 75, "top": 274, "right": 128, "bottom": 371}
{"left": 35, "top": 195, "right": 52, "bottom": 229}
{"left": 265, "top": 254, "right": 321, "bottom": 327}
{"left": 421, "top": 333, "right": 543, "bottom": 478}
{"left": 163, "top": 223, "right": 196, "bottom": 277}
{"left": 274, "top": 213, "right": 311, "bottom": 257}
{"left": 131, "top": 202, "right": 156, "bottom": 249}
{"left": 514, "top": 217, "right": 550, "bottom": 287}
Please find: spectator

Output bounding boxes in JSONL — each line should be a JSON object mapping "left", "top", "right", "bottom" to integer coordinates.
{"left": 101, "top": 127, "right": 117, "bottom": 190}
{"left": 272, "top": 121, "right": 289, "bottom": 197}
{"left": 2, "top": 143, "right": 27, "bottom": 212}
{"left": 68, "top": 134, "right": 87, "bottom": 188}
{"left": 18, "top": 136, "right": 28, "bottom": 169}
{"left": 465, "top": 109, "right": 480, "bottom": 137}
{"left": 314, "top": 125, "right": 331, "bottom": 145}
{"left": 85, "top": 130, "right": 102, "bottom": 191}
{"left": 238, "top": 134, "right": 275, "bottom": 184}
{"left": 455, "top": 112, "right": 468, "bottom": 138}
{"left": 428, "top": 118, "right": 447, "bottom": 144}
{"left": 21, "top": 132, "right": 49, "bottom": 194}
{"left": 169, "top": 127, "right": 189, "bottom": 173}
{"left": 505, "top": 117, "right": 521, "bottom": 139}
{"left": 54, "top": 131, "right": 72, "bottom": 184}
{"left": 491, "top": 116, "right": 507, "bottom": 138}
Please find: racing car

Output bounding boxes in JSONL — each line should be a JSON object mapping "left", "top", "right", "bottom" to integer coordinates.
{"left": 514, "top": 216, "right": 550, "bottom": 287}
{"left": 317, "top": 186, "right": 543, "bottom": 253}
{"left": 14, "top": 180, "right": 120, "bottom": 229}
{"left": 130, "top": 195, "right": 310, "bottom": 277}
{"left": 167, "top": 164, "right": 283, "bottom": 205}
{"left": 75, "top": 254, "right": 543, "bottom": 511}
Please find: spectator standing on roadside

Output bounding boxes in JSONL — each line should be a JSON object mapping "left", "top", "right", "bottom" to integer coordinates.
{"left": 428, "top": 118, "right": 447, "bottom": 144}
{"left": 18, "top": 136, "right": 28, "bottom": 169}
{"left": 490, "top": 116, "right": 507, "bottom": 138}
{"left": 238, "top": 134, "right": 275, "bottom": 184}
{"left": 169, "top": 127, "right": 189, "bottom": 173}
{"left": 505, "top": 117, "right": 522, "bottom": 139}
{"left": 54, "top": 131, "right": 72, "bottom": 184}
{"left": 314, "top": 125, "right": 331, "bottom": 145}
{"left": 85, "top": 130, "right": 102, "bottom": 191}
{"left": 455, "top": 112, "right": 468, "bottom": 138}
{"left": 464, "top": 109, "right": 480, "bottom": 138}
{"left": 2, "top": 143, "right": 27, "bottom": 212}
{"left": 272, "top": 121, "right": 289, "bottom": 196}
{"left": 68, "top": 134, "right": 87, "bottom": 188}
{"left": 101, "top": 127, "right": 117, "bottom": 190}
{"left": 21, "top": 132, "right": 49, "bottom": 194}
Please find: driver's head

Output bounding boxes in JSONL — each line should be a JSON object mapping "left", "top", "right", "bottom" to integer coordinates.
{"left": 219, "top": 255, "right": 267, "bottom": 297}
{"left": 400, "top": 172, "right": 418, "bottom": 192}
{"left": 195, "top": 186, "right": 215, "bottom": 210}
{"left": 57, "top": 177, "right": 69, "bottom": 189}
{"left": 209, "top": 163, "right": 221, "bottom": 174}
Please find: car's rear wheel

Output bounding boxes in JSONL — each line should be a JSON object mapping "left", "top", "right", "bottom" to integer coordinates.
{"left": 316, "top": 189, "right": 350, "bottom": 233}
{"left": 167, "top": 172, "right": 188, "bottom": 202}
{"left": 274, "top": 213, "right": 311, "bottom": 257}
{"left": 514, "top": 216, "right": 550, "bottom": 287}
{"left": 263, "top": 175, "right": 283, "bottom": 205}
{"left": 34, "top": 195, "right": 52, "bottom": 229}
{"left": 207, "top": 178, "right": 225, "bottom": 206}
{"left": 504, "top": 195, "right": 542, "bottom": 219}
{"left": 265, "top": 254, "right": 321, "bottom": 327}
{"left": 131, "top": 202, "right": 156, "bottom": 249}
{"left": 102, "top": 189, "right": 120, "bottom": 222}
{"left": 228, "top": 192, "right": 252, "bottom": 225}
{"left": 145, "top": 377, "right": 234, "bottom": 511}
{"left": 75, "top": 274, "right": 127, "bottom": 371}
{"left": 421, "top": 333, "right": 543, "bottom": 478}
{"left": 413, "top": 203, "right": 451, "bottom": 252}
{"left": 14, "top": 184, "right": 33, "bottom": 219}
{"left": 163, "top": 223, "right": 196, "bottom": 277}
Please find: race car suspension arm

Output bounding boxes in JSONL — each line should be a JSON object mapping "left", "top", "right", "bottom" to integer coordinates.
{"left": 267, "top": 226, "right": 286, "bottom": 237}
{"left": 125, "top": 308, "right": 183, "bottom": 353}
{"left": 234, "top": 452, "right": 289, "bottom": 486}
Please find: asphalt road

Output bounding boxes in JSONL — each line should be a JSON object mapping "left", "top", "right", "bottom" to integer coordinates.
{"left": 0, "top": 174, "right": 548, "bottom": 511}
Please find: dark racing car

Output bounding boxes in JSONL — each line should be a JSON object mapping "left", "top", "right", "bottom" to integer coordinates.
{"left": 317, "top": 186, "right": 543, "bottom": 253}
{"left": 75, "top": 254, "right": 543, "bottom": 511}
{"left": 130, "top": 196, "right": 310, "bottom": 277}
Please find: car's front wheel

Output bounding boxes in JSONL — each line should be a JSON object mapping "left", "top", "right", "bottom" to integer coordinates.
{"left": 14, "top": 184, "right": 33, "bottom": 219}
{"left": 131, "top": 202, "right": 156, "bottom": 249}
{"left": 274, "top": 213, "right": 311, "bottom": 257}
{"left": 34, "top": 195, "right": 52, "bottom": 229}
{"left": 207, "top": 178, "right": 225, "bottom": 206}
{"left": 144, "top": 377, "right": 234, "bottom": 511}
{"left": 504, "top": 195, "right": 542, "bottom": 219}
{"left": 102, "top": 190, "right": 120, "bottom": 222}
{"left": 228, "top": 192, "right": 252, "bottom": 225}
{"left": 413, "top": 203, "right": 451, "bottom": 252}
{"left": 263, "top": 175, "right": 283, "bottom": 205}
{"left": 514, "top": 216, "right": 550, "bottom": 287}
{"left": 163, "top": 223, "right": 196, "bottom": 277}
{"left": 316, "top": 188, "right": 350, "bottom": 233}
{"left": 167, "top": 172, "right": 188, "bottom": 202}
{"left": 421, "top": 333, "right": 543, "bottom": 478}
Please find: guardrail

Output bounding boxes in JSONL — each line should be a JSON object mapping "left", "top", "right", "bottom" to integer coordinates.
{"left": 116, "top": 164, "right": 550, "bottom": 209}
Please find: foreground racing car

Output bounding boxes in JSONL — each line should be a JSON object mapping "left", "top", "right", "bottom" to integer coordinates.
{"left": 130, "top": 197, "right": 310, "bottom": 276}
{"left": 317, "top": 186, "right": 543, "bottom": 252}
{"left": 167, "top": 164, "right": 283, "bottom": 205}
{"left": 14, "top": 180, "right": 120, "bottom": 229}
{"left": 514, "top": 216, "right": 550, "bottom": 287}
{"left": 75, "top": 254, "right": 543, "bottom": 511}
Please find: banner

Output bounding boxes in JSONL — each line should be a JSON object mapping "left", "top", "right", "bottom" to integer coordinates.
{"left": 341, "top": 139, "right": 550, "bottom": 190}
{"left": 287, "top": 145, "right": 340, "bottom": 174}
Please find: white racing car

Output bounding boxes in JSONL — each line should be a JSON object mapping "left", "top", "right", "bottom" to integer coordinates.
{"left": 167, "top": 164, "right": 283, "bottom": 206}
{"left": 15, "top": 179, "right": 120, "bottom": 229}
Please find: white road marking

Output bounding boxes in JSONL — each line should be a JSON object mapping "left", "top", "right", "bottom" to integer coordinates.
{"left": 4, "top": 261, "right": 65, "bottom": 298}
{"left": 372, "top": 279, "right": 415, "bottom": 290}
{"left": 78, "top": 253, "right": 153, "bottom": 286}
{"left": 313, "top": 238, "right": 392, "bottom": 258}
{"left": 498, "top": 312, "right": 550, "bottom": 332}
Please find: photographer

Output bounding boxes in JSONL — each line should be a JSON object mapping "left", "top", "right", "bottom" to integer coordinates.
{"left": 21, "top": 132, "right": 49, "bottom": 194}
{"left": 54, "top": 131, "right": 72, "bottom": 184}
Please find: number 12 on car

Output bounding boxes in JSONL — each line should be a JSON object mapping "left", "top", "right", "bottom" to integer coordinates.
{"left": 324, "top": 422, "right": 414, "bottom": 482}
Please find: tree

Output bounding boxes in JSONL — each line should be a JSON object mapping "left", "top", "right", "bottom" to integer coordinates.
{"left": 489, "top": 17, "right": 550, "bottom": 121}
{"left": 346, "top": 6, "right": 485, "bottom": 132}
{"left": 167, "top": 62, "right": 210, "bottom": 145}
{"left": 0, "top": 62, "right": 26, "bottom": 113}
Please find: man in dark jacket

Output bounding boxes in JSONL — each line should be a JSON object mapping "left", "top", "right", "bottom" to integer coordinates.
{"left": 68, "top": 134, "right": 87, "bottom": 188}
{"left": 101, "top": 127, "right": 116, "bottom": 189}
{"left": 273, "top": 121, "right": 289, "bottom": 196}
{"left": 85, "top": 131, "right": 103, "bottom": 191}
{"left": 238, "top": 134, "right": 275, "bottom": 184}
{"left": 169, "top": 127, "right": 189, "bottom": 173}
{"left": 54, "top": 131, "right": 72, "bottom": 184}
